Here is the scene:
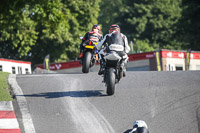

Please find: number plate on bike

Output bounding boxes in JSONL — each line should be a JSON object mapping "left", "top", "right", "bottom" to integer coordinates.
{"left": 109, "top": 44, "right": 124, "bottom": 51}
{"left": 85, "top": 45, "right": 94, "bottom": 49}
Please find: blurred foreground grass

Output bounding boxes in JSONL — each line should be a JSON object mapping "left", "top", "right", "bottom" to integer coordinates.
{"left": 0, "top": 72, "right": 12, "bottom": 101}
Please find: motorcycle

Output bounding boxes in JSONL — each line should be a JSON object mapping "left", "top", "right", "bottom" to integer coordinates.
{"left": 101, "top": 44, "right": 125, "bottom": 95}
{"left": 80, "top": 37, "right": 99, "bottom": 73}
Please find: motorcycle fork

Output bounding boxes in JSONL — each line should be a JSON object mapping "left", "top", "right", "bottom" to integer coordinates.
{"left": 103, "top": 68, "right": 107, "bottom": 84}
{"left": 116, "top": 62, "right": 123, "bottom": 82}
{"left": 91, "top": 53, "right": 96, "bottom": 64}
{"left": 115, "top": 68, "right": 120, "bottom": 83}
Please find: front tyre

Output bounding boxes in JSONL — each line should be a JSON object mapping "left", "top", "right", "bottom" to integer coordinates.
{"left": 106, "top": 68, "right": 115, "bottom": 95}
{"left": 82, "top": 52, "right": 92, "bottom": 73}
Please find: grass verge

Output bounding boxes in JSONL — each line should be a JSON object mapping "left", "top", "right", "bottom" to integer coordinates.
{"left": 0, "top": 72, "right": 13, "bottom": 101}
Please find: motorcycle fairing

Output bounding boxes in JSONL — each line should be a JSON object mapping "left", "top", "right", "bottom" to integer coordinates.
{"left": 105, "top": 60, "right": 119, "bottom": 67}
{"left": 104, "top": 51, "right": 122, "bottom": 61}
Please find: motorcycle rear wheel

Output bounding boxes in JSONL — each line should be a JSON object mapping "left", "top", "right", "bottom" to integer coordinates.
{"left": 82, "top": 52, "right": 92, "bottom": 73}
{"left": 106, "top": 68, "right": 115, "bottom": 95}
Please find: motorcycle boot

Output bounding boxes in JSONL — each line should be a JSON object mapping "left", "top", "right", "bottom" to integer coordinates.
{"left": 98, "top": 59, "right": 105, "bottom": 75}
{"left": 123, "top": 68, "right": 126, "bottom": 77}
{"left": 78, "top": 50, "right": 83, "bottom": 64}
{"left": 120, "top": 61, "right": 126, "bottom": 77}
{"left": 78, "top": 43, "right": 84, "bottom": 59}
{"left": 78, "top": 51, "right": 83, "bottom": 59}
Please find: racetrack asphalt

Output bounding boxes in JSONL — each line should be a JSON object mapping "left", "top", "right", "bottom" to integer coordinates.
{"left": 2, "top": 71, "right": 200, "bottom": 133}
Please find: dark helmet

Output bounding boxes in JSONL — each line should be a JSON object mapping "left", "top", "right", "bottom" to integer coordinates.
{"left": 92, "top": 24, "right": 101, "bottom": 32}
{"left": 109, "top": 24, "right": 120, "bottom": 33}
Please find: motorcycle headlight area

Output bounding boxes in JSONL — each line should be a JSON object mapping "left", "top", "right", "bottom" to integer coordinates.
{"left": 104, "top": 51, "right": 122, "bottom": 61}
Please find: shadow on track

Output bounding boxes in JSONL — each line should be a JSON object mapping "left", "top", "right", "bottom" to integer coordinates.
{"left": 16, "top": 90, "right": 107, "bottom": 98}
{"left": 123, "top": 129, "right": 132, "bottom": 133}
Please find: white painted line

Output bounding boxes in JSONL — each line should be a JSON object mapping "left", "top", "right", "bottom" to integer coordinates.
{"left": 17, "top": 74, "right": 62, "bottom": 78}
{"left": 62, "top": 78, "right": 115, "bottom": 133}
{"left": 0, "top": 101, "right": 13, "bottom": 111}
{"left": 0, "top": 119, "right": 19, "bottom": 129}
{"left": 8, "top": 74, "right": 36, "bottom": 133}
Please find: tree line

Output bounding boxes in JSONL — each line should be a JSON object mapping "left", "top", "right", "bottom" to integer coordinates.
{"left": 0, "top": 0, "right": 199, "bottom": 65}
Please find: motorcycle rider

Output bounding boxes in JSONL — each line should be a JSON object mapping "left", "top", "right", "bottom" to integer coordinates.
{"left": 96, "top": 24, "right": 130, "bottom": 76}
{"left": 128, "top": 120, "right": 149, "bottom": 133}
{"left": 78, "top": 25, "right": 102, "bottom": 59}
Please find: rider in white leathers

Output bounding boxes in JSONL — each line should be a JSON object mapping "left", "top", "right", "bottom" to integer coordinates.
{"left": 124, "top": 120, "right": 149, "bottom": 133}
{"left": 129, "top": 120, "right": 149, "bottom": 133}
{"left": 96, "top": 24, "right": 130, "bottom": 76}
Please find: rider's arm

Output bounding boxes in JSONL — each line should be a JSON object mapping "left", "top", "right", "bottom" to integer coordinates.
{"left": 97, "top": 34, "right": 108, "bottom": 50}
{"left": 98, "top": 34, "right": 103, "bottom": 41}
{"left": 122, "top": 33, "right": 130, "bottom": 53}
{"left": 81, "top": 32, "right": 89, "bottom": 44}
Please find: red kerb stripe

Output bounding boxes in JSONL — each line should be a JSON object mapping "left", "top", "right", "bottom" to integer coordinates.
{"left": 0, "top": 111, "right": 16, "bottom": 119}
{"left": 0, "top": 129, "right": 21, "bottom": 133}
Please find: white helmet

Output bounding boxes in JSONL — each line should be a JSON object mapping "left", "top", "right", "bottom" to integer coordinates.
{"left": 129, "top": 120, "right": 149, "bottom": 133}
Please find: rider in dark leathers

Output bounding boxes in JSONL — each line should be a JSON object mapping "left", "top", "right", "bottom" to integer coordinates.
{"left": 96, "top": 24, "right": 130, "bottom": 76}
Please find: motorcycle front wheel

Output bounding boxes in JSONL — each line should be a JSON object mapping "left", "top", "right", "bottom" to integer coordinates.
{"left": 106, "top": 68, "right": 115, "bottom": 95}
{"left": 82, "top": 51, "right": 92, "bottom": 73}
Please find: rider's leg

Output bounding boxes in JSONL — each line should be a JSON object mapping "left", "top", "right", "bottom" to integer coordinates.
{"left": 98, "top": 50, "right": 105, "bottom": 75}
{"left": 98, "top": 57, "right": 105, "bottom": 75}
{"left": 78, "top": 44, "right": 84, "bottom": 59}
{"left": 122, "top": 54, "right": 129, "bottom": 77}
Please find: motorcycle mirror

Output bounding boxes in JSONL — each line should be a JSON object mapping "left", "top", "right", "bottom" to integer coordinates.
{"left": 80, "top": 37, "right": 83, "bottom": 40}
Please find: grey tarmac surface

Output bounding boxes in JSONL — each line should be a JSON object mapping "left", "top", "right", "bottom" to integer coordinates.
{"left": 15, "top": 71, "right": 200, "bottom": 133}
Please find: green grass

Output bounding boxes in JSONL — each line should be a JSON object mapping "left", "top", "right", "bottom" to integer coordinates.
{"left": 0, "top": 72, "right": 13, "bottom": 101}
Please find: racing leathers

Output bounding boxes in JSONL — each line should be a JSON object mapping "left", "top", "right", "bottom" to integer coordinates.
{"left": 79, "top": 30, "right": 102, "bottom": 58}
{"left": 96, "top": 31, "right": 130, "bottom": 76}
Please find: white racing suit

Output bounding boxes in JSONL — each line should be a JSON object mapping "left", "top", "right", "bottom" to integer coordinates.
{"left": 96, "top": 31, "right": 130, "bottom": 75}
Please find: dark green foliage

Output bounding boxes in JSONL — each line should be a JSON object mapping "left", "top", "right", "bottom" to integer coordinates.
{"left": 99, "top": 0, "right": 200, "bottom": 52}
{"left": 0, "top": 0, "right": 199, "bottom": 65}
{"left": 0, "top": 0, "right": 101, "bottom": 65}
{"left": 175, "top": 0, "right": 200, "bottom": 51}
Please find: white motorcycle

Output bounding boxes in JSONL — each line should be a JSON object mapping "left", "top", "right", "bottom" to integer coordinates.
{"left": 101, "top": 44, "right": 127, "bottom": 95}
